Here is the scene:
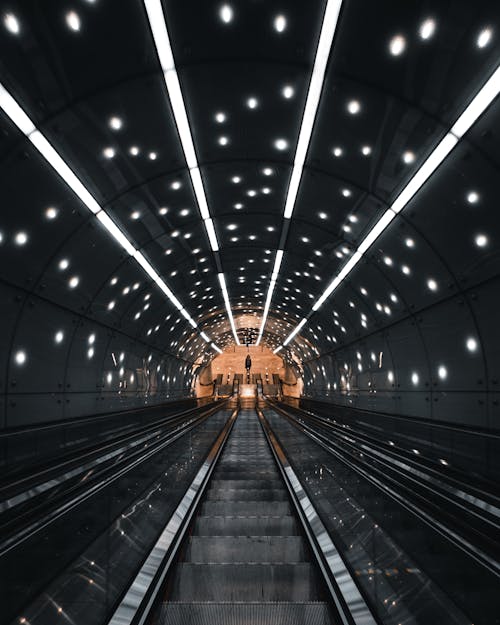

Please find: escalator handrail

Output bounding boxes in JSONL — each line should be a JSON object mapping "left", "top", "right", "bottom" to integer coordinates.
{"left": 0, "top": 403, "right": 227, "bottom": 557}
{"left": 257, "top": 406, "right": 379, "bottom": 625}
{"left": 106, "top": 404, "right": 239, "bottom": 625}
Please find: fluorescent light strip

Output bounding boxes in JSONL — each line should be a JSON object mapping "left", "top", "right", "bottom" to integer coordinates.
{"left": 256, "top": 250, "right": 284, "bottom": 345}
{"left": 144, "top": 0, "right": 238, "bottom": 344}
{"left": 0, "top": 81, "right": 219, "bottom": 351}
{"left": 257, "top": 0, "right": 343, "bottom": 344}
{"left": 278, "top": 62, "right": 500, "bottom": 349}
{"left": 218, "top": 273, "right": 239, "bottom": 343}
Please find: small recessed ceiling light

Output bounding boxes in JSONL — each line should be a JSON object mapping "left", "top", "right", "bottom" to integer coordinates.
{"left": 411, "top": 372, "right": 419, "bottom": 385}
{"left": 405, "top": 237, "right": 415, "bottom": 247}
{"left": 438, "top": 365, "right": 447, "bottom": 380}
{"left": 318, "top": 212, "right": 328, "bottom": 220}
{"left": 262, "top": 167, "right": 274, "bottom": 176}
{"left": 467, "top": 191, "right": 479, "bottom": 204}
{"left": 131, "top": 211, "right": 141, "bottom": 220}
{"left": 15, "top": 231, "right": 28, "bottom": 245}
{"left": 262, "top": 187, "right": 271, "bottom": 194}
{"left": 66, "top": 11, "right": 81, "bottom": 31}
{"left": 59, "top": 258, "right": 69, "bottom": 271}
{"left": 148, "top": 151, "right": 157, "bottom": 160}
{"left": 219, "top": 4, "right": 233, "bottom": 24}
{"left": 4, "top": 13, "right": 20, "bottom": 34}
{"left": 402, "top": 265, "right": 411, "bottom": 275}
{"left": 246, "top": 97, "right": 258, "bottom": 109}
{"left": 282, "top": 85, "right": 294, "bottom": 99}
{"left": 348, "top": 214, "right": 358, "bottom": 223}
{"left": 109, "top": 116, "right": 123, "bottom": 130}
{"left": 427, "top": 278, "right": 438, "bottom": 291}
{"left": 55, "top": 331, "right": 64, "bottom": 344}
{"left": 361, "top": 145, "right": 372, "bottom": 156}
{"left": 218, "top": 136, "right": 229, "bottom": 146}
{"left": 402, "top": 150, "right": 415, "bottom": 164}
{"left": 231, "top": 175, "right": 241, "bottom": 184}
{"left": 14, "top": 350, "right": 26, "bottom": 365}
{"left": 332, "top": 146, "right": 343, "bottom": 157}
{"left": 274, "top": 138, "right": 288, "bottom": 150}
{"left": 247, "top": 189, "right": 257, "bottom": 197}
{"left": 475, "top": 233, "right": 488, "bottom": 247}
{"left": 341, "top": 188, "right": 352, "bottom": 197}
{"left": 215, "top": 111, "right": 226, "bottom": 123}
{"left": 103, "top": 147, "right": 115, "bottom": 159}
{"left": 69, "top": 276, "right": 79, "bottom": 288}
{"left": 274, "top": 14, "right": 287, "bottom": 33}
{"left": 389, "top": 34, "right": 406, "bottom": 56}
{"left": 158, "top": 207, "right": 168, "bottom": 215}
{"left": 45, "top": 207, "right": 58, "bottom": 220}
{"left": 477, "top": 27, "right": 493, "bottom": 48}
{"left": 129, "top": 146, "right": 140, "bottom": 156}
{"left": 347, "top": 99, "right": 361, "bottom": 114}
{"left": 180, "top": 208, "right": 190, "bottom": 217}
{"left": 419, "top": 18, "right": 436, "bottom": 40}
{"left": 466, "top": 337, "right": 478, "bottom": 352}
{"left": 234, "top": 203, "right": 243, "bottom": 209}
{"left": 227, "top": 224, "right": 237, "bottom": 230}
{"left": 171, "top": 180, "right": 182, "bottom": 190}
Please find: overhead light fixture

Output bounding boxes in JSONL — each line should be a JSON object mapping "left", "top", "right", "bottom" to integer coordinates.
{"left": 279, "top": 59, "right": 500, "bottom": 348}
{"left": 258, "top": 0, "right": 344, "bottom": 341}
{"left": 144, "top": 0, "right": 238, "bottom": 345}
{"left": 0, "top": 79, "right": 216, "bottom": 348}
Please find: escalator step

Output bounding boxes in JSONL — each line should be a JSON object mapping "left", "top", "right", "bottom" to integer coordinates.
{"left": 208, "top": 479, "right": 282, "bottom": 490}
{"left": 159, "top": 601, "right": 332, "bottom": 625}
{"left": 185, "top": 535, "right": 308, "bottom": 562}
{"left": 193, "top": 515, "right": 298, "bottom": 536}
{"left": 168, "top": 563, "right": 321, "bottom": 601}
{"left": 205, "top": 488, "right": 289, "bottom": 501}
{"left": 200, "top": 501, "right": 292, "bottom": 516}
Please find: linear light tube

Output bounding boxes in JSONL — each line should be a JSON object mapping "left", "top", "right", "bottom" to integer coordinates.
{"left": 259, "top": 0, "right": 343, "bottom": 341}
{"left": 0, "top": 79, "right": 218, "bottom": 349}
{"left": 96, "top": 211, "right": 136, "bottom": 255}
{"left": 283, "top": 318, "right": 307, "bottom": 346}
{"left": 256, "top": 249, "right": 284, "bottom": 345}
{"left": 144, "top": 0, "right": 237, "bottom": 346}
{"left": 205, "top": 217, "right": 219, "bottom": 252}
{"left": 451, "top": 65, "right": 500, "bottom": 138}
{"left": 218, "top": 273, "right": 239, "bottom": 343}
{"left": 280, "top": 62, "right": 500, "bottom": 348}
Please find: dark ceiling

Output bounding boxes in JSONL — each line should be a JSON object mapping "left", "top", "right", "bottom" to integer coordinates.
{"left": 0, "top": 0, "right": 499, "bottom": 374}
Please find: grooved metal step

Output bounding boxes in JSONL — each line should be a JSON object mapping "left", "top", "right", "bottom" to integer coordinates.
{"left": 193, "top": 515, "right": 298, "bottom": 536}
{"left": 205, "top": 488, "right": 289, "bottom": 501}
{"left": 200, "top": 501, "right": 292, "bottom": 516}
{"left": 159, "top": 601, "right": 332, "bottom": 625}
{"left": 161, "top": 407, "right": 334, "bottom": 623}
{"left": 168, "top": 563, "right": 320, "bottom": 601}
{"left": 185, "top": 535, "right": 307, "bottom": 562}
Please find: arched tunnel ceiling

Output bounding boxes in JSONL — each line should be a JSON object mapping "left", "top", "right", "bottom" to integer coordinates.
{"left": 0, "top": 0, "right": 499, "bottom": 370}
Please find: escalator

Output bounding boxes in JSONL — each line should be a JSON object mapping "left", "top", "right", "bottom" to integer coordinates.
{"left": 157, "top": 400, "right": 335, "bottom": 624}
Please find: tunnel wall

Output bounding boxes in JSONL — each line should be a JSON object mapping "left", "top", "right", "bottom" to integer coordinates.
{"left": 301, "top": 275, "right": 500, "bottom": 431}
{"left": 0, "top": 281, "right": 195, "bottom": 430}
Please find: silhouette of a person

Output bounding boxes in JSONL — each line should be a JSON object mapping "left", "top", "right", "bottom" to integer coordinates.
{"left": 245, "top": 355, "right": 251, "bottom": 380}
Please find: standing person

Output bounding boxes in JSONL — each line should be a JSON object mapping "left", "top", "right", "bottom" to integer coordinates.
{"left": 245, "top": 354, "right": 252, "bottom": 382}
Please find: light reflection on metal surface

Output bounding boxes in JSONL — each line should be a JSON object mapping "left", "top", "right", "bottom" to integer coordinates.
{"left": 279, "top": 406, "right": 500, "bottom": 577}
{"left": 258, "top": 410, "right": 377, "bottom": 625}
{"left": 1, "top": 410, "right": 214, "bottom": 557}
{"left": 107, "top": 407, "right": 238, "bottom": 625}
